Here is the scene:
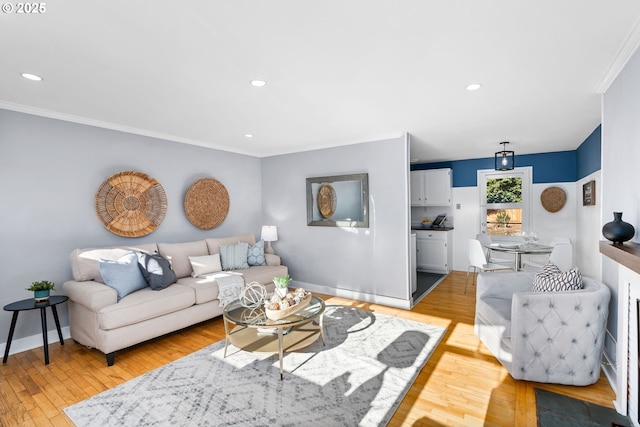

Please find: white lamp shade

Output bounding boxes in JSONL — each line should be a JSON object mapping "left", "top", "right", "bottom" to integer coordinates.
{"left": 261, "top": 225, "right": 278, "bottom": 242}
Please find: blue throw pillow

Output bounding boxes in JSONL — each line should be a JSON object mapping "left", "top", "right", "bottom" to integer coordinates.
{"left": 99, "top": 252, "right": 148, "bottom": 300}
{"left": 247, "top": 240, "right": 267, "bottom": 266}
{"left": 137, "top": 252, "right": 177, "bottom": 290}
{"left": 220, "top": 241, "right": 250, "bottom": 270}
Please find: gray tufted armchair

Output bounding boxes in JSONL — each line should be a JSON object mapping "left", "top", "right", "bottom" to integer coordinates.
{"left": 474, "top": 271, "right": 610, "bottom": 385}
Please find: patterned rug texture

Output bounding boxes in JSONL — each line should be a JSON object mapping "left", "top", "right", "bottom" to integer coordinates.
{"left": 64, "top": 306, "right": 446, "bottom": 426}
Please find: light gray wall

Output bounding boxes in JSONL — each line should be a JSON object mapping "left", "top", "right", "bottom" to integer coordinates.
{"left": 601, "top": 46, "right": 640, "bottom": 357}
{"left": 0, "top": 109, "right": 262, "bottom": 342}
{"left": 261, "top": 136, "right": 411, "bottom": 303}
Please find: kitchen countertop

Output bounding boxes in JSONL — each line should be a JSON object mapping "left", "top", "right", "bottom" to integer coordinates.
{"left": 411, "top": 226, "right": 454, "bottom": 231}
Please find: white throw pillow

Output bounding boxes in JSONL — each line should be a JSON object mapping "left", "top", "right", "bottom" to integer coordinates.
{"left": 189, "top": 254, "right": 222, "bottom": 277}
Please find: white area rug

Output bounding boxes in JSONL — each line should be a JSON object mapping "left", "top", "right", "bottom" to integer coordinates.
{"left": 64, "top": 306, "right": 446, "bottom": 426}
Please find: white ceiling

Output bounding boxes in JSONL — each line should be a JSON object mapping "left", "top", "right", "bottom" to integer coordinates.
{"left": 2, "top": 1, "right": 640, "bottom": 162}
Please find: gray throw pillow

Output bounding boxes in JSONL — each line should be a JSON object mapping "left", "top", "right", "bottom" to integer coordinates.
{"left": 220, "top": 241, "right": 250, "bottom": 270}
{"left": 533, "top": 262, "right": 583, "bottom": 292}
{"left": 99, "top": 252, "right": 148, "bottom": 300}
{"left": 137, "top": 252, "right": 177, "bottom": 290}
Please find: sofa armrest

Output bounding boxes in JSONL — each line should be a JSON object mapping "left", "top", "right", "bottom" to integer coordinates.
{"left": 63, "top": 280, "right": 118, "bottom": 311}
{"left": 509, "top": 282, "right": 610, "bottom": 384}
{"left": 265, "top": 253, "right": 281, "bottom": 266}
{"left": 477, "top": 271, "right": 535, "bottom": 299}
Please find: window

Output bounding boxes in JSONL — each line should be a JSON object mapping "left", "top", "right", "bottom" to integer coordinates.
{"left": 478, "top": 168, "right": 531, "bottom": 238}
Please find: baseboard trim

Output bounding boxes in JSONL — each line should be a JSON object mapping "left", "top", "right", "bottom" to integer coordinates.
{"left": 292, "top": 280, "right": 412, "bottom": 310}
{"left": 0, "top": 326, "right": 71, "bottom": 358}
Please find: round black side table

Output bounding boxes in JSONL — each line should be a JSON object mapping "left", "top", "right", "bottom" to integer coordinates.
{"left": 3, "top": 295, "right": 68, "bottom": 365}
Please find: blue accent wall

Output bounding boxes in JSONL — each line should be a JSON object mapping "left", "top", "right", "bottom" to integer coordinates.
{"left": 412, "top": 127, "right": 601, "bottom": 187}
{"left": 576, "top": 125, "right": 601, "bottom": 180}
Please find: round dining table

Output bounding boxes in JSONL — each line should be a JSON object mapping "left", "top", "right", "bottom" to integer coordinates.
{"left": 486, "top": 242, "right": 553, "bottom": 270}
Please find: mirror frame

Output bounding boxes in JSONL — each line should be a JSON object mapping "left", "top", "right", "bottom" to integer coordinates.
{"left": 306, "top": 173, "right": 369, "bottom": 228}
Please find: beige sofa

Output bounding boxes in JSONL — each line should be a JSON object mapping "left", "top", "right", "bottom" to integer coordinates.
{"left": 63, "top": 234, "right": 287, "bottom": 366}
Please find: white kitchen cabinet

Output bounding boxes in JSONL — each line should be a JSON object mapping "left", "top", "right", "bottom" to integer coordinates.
{"left": 415, "top": 230, "right": 452, "bottom": 273}
{"left": 410, "top": 168, "right": 452, "bottom": 206}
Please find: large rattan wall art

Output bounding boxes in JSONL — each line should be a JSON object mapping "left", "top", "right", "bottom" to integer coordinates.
{"left": 95, "top": 171, "right": 167, "bottom": 237}
{"left": 184, "top": 178, "right": 230, "bottom": 229}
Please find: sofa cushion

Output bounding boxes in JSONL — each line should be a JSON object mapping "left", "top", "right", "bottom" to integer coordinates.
{"left": 98, "top": 284, "right": 195, "bottom": 330}
{"left": 157, "top": 240, "right": 208, "bottom": 279}
{"left": 247, "top": 240, "right": 267, "bottom": 266}
{"left": 189, "top": 254, "right": 222, "bottom": 277}
{"left": 176, "top": 276, "right": 220, "bottom": 304}
{"left": 206, "top": 234, "right": 256, "bottom": 255}
{"left": 220, "top": 241, "right": 250, "bottom": 270}
{"left": 70, "top": 243, "right": 159, "bottom": 283}
{"left": 137, "top": 252, "right": 177, "bottom": 290}
{"left": 99, "top": 252, "right": 149, "bottom": 300}
{"left": 533, "top": 263, "right": 583, "bottom": 292}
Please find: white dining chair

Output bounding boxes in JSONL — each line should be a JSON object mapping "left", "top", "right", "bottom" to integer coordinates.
{"left": 550, "top": 236, "right": 571, "bottom": 246}
{"left": 522, "top": 242, "right": 573, "bottom": 272}
{"left": 465, "top": 239, "right": 513, "bottom": 294}
{"left": 475, "top": 233, "right": 514, "bottom": 266}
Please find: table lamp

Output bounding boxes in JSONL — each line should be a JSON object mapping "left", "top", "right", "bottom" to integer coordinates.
{"left": 261, "top": 225, "right": 278, "bottom": 255}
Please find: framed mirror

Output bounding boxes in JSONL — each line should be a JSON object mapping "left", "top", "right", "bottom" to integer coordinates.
{"left": 306, "top": 173, "right": 369, "bottom": 227}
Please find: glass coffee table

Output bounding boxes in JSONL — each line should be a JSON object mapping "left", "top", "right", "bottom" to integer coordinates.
{"left": 223, "top": 295, "right": 325, "bottom": 380}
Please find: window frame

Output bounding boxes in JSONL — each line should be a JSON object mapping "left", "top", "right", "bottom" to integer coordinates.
{"left": 478, "top": 167, "right": 532, "bottom": 241}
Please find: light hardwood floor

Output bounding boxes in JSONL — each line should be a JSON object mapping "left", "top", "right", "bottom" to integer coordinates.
{"left": 0, "top": 271, "right": 616, "bottom": 426}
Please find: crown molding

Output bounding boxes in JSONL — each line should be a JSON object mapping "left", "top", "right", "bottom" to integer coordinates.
{"left": 0, "top": 101, "right": 257, "bottom": 157}
{"left": 594, "top": 15, "right": 640, "bottom": 94}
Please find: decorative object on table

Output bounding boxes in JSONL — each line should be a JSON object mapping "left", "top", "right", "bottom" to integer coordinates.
{"left": 273, "top": 274, "right": 292, "bottom": 298}
{"left": 184, "top": 178, "right": 230, "bottom": 229}
{"left": 265, "top": 288, "right": 312, "bottom": 320}
{"left": 95, "top": 170, "right": 167, "bottom": 237}
{"left": 261, "top": 225, "right": 278, "bottom": 255}
{"left": 582, "top": 180, "right": 596, "bottom": 206}
{"left": 540, "top": 186, "right": 566, "bottom": 213}
{"left": 317, "top": 184, "right": 337, "bottom": 218}
{"left": 494, "top": 141, "right": 514, "bottom": 171}
{"left": 26, "top": 280, "right": 55, "bottom": 302}
{"left": 306, "top": 173, "right": 369, "bottom": 228}
{"left": 602, "top": 212, "right": 635, "bottom": 244}
{"left": 239, "top": 281, "right": 267, "bottom": 308}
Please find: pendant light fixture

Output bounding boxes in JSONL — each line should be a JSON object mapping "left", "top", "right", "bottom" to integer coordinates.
{"left": 495, "top": 141, "right": 514, "bottom": 171}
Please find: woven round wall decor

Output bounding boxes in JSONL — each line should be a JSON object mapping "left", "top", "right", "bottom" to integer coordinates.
{"left": 540, "top": 186, "right": 567, "bottom": 213}
{"left": 184, "top": 178, "right": 230, "bottom": 229}
{"left": 95, "top": 171, "right": 167, "bottom": 237}
{"left": 317, "top": 184, "right": 337, "bottom": 218}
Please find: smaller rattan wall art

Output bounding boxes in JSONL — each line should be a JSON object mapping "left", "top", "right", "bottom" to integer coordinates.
{"left": 540, "top": 186, "right": 567, "bottom": 213}
{"left": 95, "top": 171, "right": 168, "bottom": 237}
{"left": 184, "top": 178, "right": 230, "bottom": 229}
{"left": 317, "top": 184, "right": 337, "bottom": 218}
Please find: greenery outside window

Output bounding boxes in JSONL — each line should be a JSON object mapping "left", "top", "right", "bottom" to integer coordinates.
{"left": 478, "top": 168, "right": 531, "bottom": 239}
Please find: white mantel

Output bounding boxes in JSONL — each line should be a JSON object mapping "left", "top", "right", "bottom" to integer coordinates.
{"left": 600, "top": 241, "right": 640, "bottom": 425}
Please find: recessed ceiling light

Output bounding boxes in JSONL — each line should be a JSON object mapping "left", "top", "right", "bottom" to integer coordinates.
{"left": 244, "top": 134, "right": 254, "bottom": 138}
{"left": 21, "top": 73, "right": 42, "bottom": 81}
{"left": 250, "top": 80, "right": 266, "bottom": 87}
{"left": 466, "top": 83, "right": 482, "bottom": 91}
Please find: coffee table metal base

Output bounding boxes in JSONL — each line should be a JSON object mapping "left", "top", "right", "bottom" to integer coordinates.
{"left": 224, "top": 320, "right": 324, "bottom": 380}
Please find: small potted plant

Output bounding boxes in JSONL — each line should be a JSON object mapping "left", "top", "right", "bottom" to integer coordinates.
{"left": 273, "top": 275, "right": 292, "bottom": 298}
{"left": 26, "top": 280, "right": 55, "bottom": 302}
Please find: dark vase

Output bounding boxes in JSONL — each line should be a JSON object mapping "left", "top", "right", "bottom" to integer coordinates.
{"left": 602, "top": 212, "right": 635, "bottom": 244}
